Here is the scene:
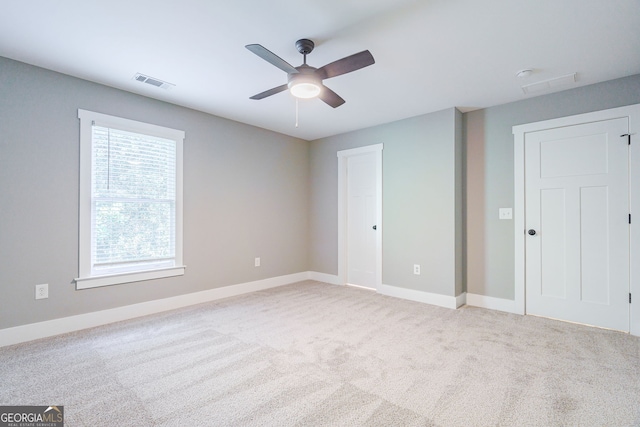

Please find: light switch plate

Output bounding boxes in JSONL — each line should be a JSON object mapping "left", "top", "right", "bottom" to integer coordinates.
{"left": 499, "top": 208, "right": 513, "bottom": 220}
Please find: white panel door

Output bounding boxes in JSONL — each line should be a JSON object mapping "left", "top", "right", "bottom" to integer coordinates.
{"left": 525, "top": 117, "right": 630, "bottom": 331}
{"left": 347, "top": 152, "right": 377, "bottom": 288}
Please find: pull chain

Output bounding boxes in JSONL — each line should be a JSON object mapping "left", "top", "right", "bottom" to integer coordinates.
{"left": 295, "top": 98, "right": 299, "bottom": 128}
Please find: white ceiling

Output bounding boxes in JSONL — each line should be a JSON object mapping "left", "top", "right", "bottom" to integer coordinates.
{"left": 1, "top": 0, "right": 639, "bottom": 140}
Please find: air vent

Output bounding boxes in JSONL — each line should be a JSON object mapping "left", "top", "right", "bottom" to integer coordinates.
{"left": 132, "top": 73, "right": 175, "bottom": 90}
{"left": 521, "top": 72, "right": 576, "bottom": 94}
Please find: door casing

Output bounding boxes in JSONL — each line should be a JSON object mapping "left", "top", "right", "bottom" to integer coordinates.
{"left": 513, "top": 104, "right": 640, "bottom": 336}
{"left": 524, "top": 118, "right": 630, "bottom": 330}
{"left": 337, "top": 144, "right": 383, "bottom": 291}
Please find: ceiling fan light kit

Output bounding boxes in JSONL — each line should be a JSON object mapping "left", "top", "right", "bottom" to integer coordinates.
{"left": 288, "top": 67, "right": 321, "bottom": 99}
{"left": 246, "top": 38, "right": 375, "bottom": 108}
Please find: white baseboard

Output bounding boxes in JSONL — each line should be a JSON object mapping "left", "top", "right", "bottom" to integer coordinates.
{"left": 456, "top": 292, "right": 467, "bottom": 308}
{"left": 0, "top": 276, "right": 528, "bottom": 348}
{"left": 0, "top": 272, "right": 309, "bottom": 348}
{"left": 465, "top": 293, "right": 519, "bottom": 314}
{"left": 308, "top": 271, "right": 340, "bottom": 285}
{"left": 379, "top": 284, "right": 459, "bottom": 309}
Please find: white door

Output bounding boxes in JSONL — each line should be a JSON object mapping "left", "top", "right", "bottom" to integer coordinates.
{"left": 525, "top": 117, "right": 630, "bottom": 331}
{"left": 347, "top": 152, "right": 377, "bottom": 288}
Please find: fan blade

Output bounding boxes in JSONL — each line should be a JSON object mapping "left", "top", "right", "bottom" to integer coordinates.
{"left": 319, "top": 85, "right": 345, "bottom": 108}
{"left": 249, "top": 84, "right": 289, "bottom": 100}
{"left": 316, "top": 50, "right": 375, "bottom": 80}
{"left": 245, "top": 44, "right": 298, "bottom": 74}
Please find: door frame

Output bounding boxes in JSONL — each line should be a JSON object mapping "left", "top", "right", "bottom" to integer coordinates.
{"left": 337, "top": 144, "right": 383, "bottom": 290}
{"left": 513, "top": 103, "right": 640, "bottom": 336}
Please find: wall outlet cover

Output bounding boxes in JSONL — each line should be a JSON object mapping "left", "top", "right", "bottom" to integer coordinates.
{"left": 499, "top": 208, "right": 513, "bottom": 220}
{"left": 35, "top": 283, "right": 48, "bottom": 299}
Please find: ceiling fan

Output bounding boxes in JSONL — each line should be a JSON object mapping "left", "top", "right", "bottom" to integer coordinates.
{"left": 245, "top": 39, "right": 375, "bottom": 108}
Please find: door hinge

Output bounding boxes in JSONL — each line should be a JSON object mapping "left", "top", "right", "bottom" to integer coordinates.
{"left": 630, "top": 214, "right": 632, "bottom": 224}
{"left": 630, "top": 293, "right": 632, "bottom": 304}
{"left": 621, "top": 133, "right": 631, "bottom": 145}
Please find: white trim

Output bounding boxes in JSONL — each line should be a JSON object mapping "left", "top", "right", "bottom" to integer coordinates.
{"left": 75, "top": 266, "right": 186, "bottom": 289}
{"left": 346, "top": 283, "right": 376, "bottom": 291}
{"left": 513, "top": 124, "right": 526, "bottom": 316}
{"left": 308, "top": 271, "right": 340, "bottom": 285}
{"left": 631, "top": 110, "right": 640, "bottom": 337}
{"left": 379, "top": 284, "right": 459, "bottom": 309}
{"left": 0, "top": 272, "right": 308, "bottom": 347}
{"left": 465, "top": 293, "right": 520, "bottom": 314}
{"left": 455, "top": 292, "right": 467, "bottom": 308}
{"left": 78, "top": 109, "right": 185, "bottom": 141}
{"left": 513, "top": 103, "right": 640, "bottom": 337}
{"left": 77, "top": 109, "right": 185, "bottom": 289}
{"left": 375, "top": 146, "right": 383, "bottom": 292}
{"left": 337, "top": 144, "right": 383, "bottom": 291}
{"left": 336, "top": 144, "right": 383, "bottom": 158}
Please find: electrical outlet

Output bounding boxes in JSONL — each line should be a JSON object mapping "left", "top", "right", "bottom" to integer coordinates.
{"left": 35, "top": 283, "right": 48, "bottom": 300}
{"left": 255, "top": 257, "right": 260, "bottom": 267}
{"left": 413, "top": 264, "right": 421, "bottom": 275}
{"left": 499, "top": 208, "right": 513, "bottom": 220}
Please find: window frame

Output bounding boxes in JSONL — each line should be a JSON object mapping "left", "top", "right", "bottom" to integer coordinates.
{"left": 76, "top": 109, "right": 185, "bottom": 289}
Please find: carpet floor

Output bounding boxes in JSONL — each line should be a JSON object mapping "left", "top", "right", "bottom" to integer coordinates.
{"left": 1, "top": 280, "right": 639, "bottom": 426}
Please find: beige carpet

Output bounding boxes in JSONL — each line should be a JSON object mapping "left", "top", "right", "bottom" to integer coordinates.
{"left": 1, "top": 280, "right": 639, "bottom": 426}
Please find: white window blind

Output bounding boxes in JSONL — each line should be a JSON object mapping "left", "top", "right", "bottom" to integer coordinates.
{"left": 91, "top": 125, "right": 176, "bottom": 274}
{"left": 77, "top": 110, "right": 185, "bottom": 289}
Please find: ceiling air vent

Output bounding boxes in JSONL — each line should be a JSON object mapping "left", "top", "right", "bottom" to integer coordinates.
{"left": 133, "top": 73, "right": 175, "bottom": 90}
{"left": 521, "top": 72, "right": 576, "bottom": 94}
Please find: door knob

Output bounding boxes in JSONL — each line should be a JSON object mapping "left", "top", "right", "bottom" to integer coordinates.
{"left": 528, "top": 229, "right": 537, "bottom": 236}
{"left": 372, "top": 225, "right": 377, "bottom": 230}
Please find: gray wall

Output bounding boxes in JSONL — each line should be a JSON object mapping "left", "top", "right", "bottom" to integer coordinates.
{"left": 465, "top": 74, "right": 640, "bottom": 300}
{"left": 0, "top": 57, "right": 309, "bottom": 329}
{"left": 309, "top": 75, "right": 640, "bottom": 302}
{"left": 309, "top": 108, "right": 462, "bottom": 297}
{"left": 2, "top": 54, "right": 638, "bottom": 331}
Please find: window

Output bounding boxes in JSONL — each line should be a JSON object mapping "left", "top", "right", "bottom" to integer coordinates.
{"left": 76, "top": 109, "right": 185, "bottom": 289}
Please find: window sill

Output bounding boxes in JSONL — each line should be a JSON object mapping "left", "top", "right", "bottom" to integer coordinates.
{"left": 75, "top": 266, "right": 186, "bottom": 290}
